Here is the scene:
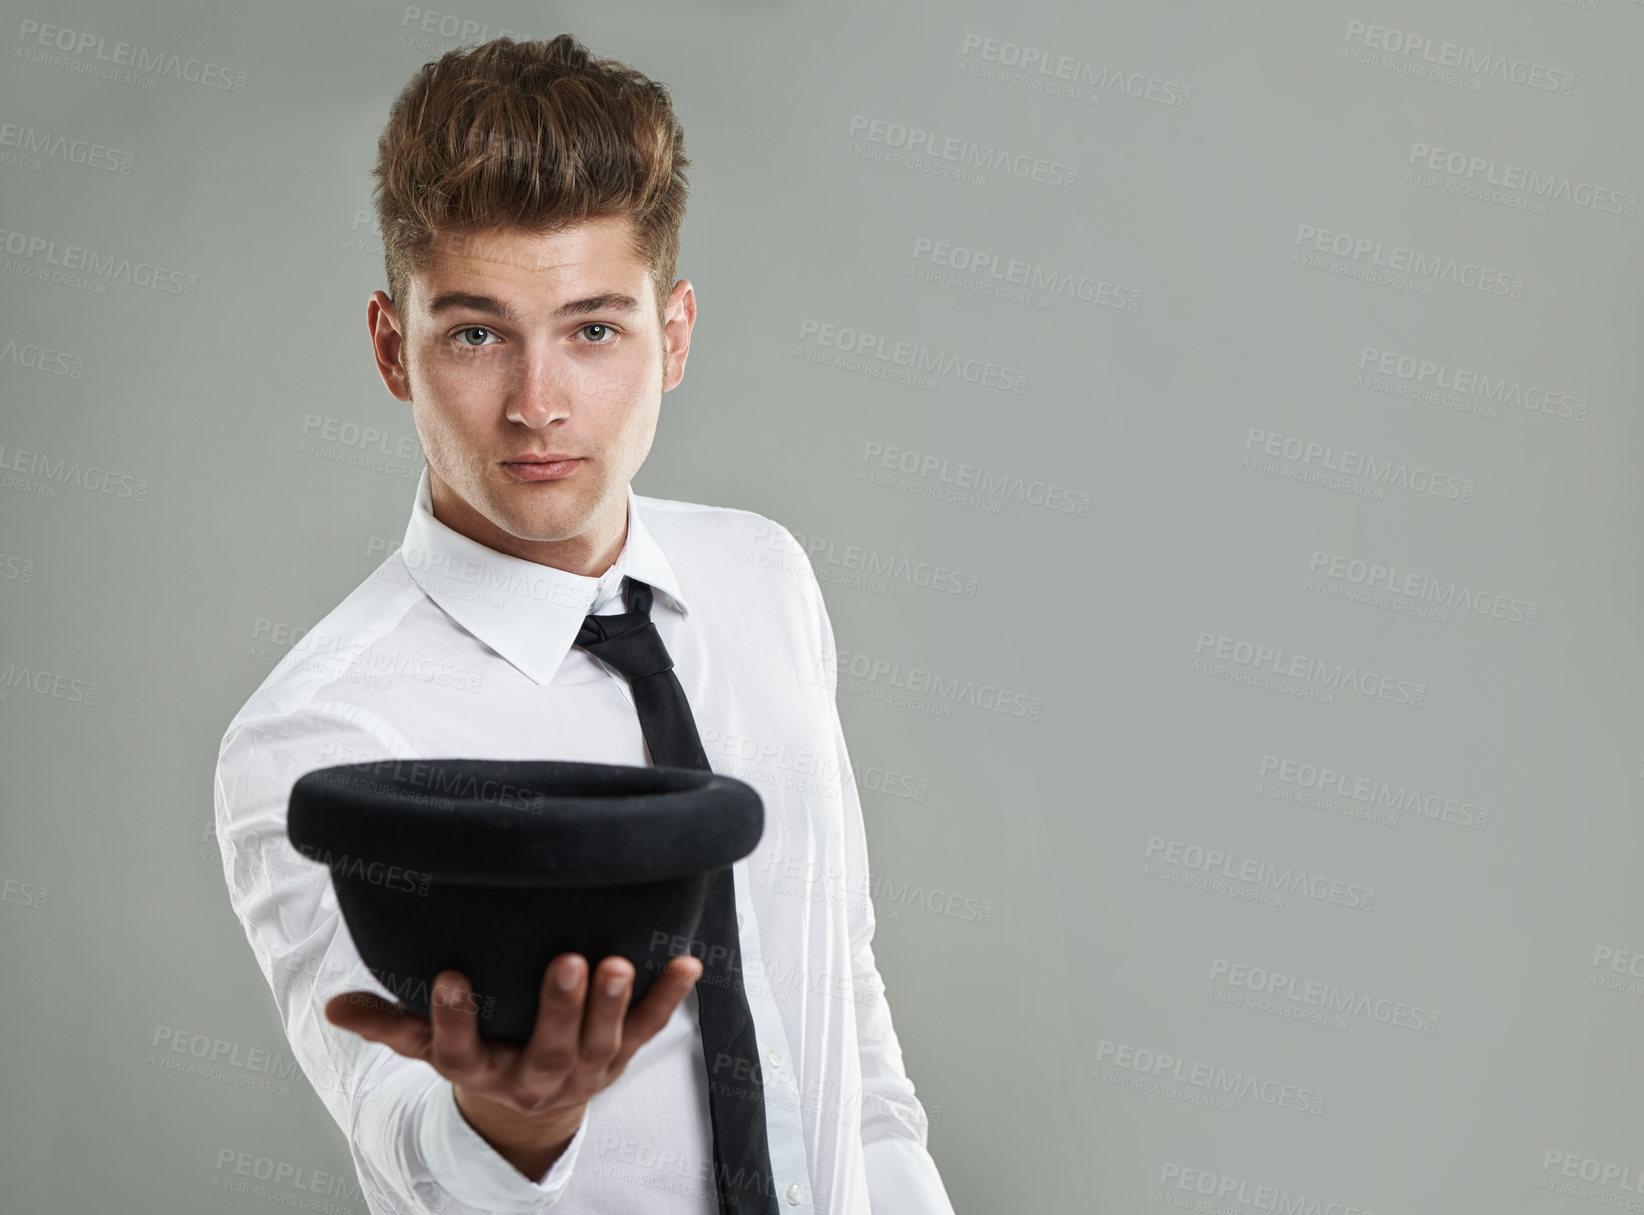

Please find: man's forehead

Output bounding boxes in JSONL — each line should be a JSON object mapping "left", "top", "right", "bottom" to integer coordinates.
{"left": 413, "top": 220, "right": 649, "bottom": 307}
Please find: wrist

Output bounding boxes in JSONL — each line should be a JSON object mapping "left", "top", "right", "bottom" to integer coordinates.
{"left": 453, "top": 1087, "right": 586, "bottom": 1179}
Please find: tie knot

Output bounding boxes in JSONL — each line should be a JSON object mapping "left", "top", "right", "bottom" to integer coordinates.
{"left": 576, "top": 578, "right": 675, "bottom": 682}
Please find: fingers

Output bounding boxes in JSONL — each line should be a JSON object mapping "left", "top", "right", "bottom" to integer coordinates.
{"left": 324, "top": 991, "right": 433, "bottom": 1061}
{"left": 515, "top": 954, "right": 588, "bottom": 1110}
{"left": 323, "top": 955, "right": 702, "bottom": 1115}
{"left": 515, "top": 954, "right": 638, "bottom": 1111}
{"left": 427, "top": 970, "right": 492, "bottom": 1082}
{"left": 577, "top": 958, "right": 636, "bottom": 1073}
{"left": 613, "top": 956, "right": 701, "bottom": 1070}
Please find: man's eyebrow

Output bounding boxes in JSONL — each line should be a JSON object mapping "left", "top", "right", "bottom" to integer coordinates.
{"left": 425, "top": 291, "right": 642, "bottom": 323}
{"left": 551, "top": 292, "right": 643, "bottom": 319}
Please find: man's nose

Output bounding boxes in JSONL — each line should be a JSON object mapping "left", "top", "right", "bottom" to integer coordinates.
{"left": 504, "top": 355, "right": 575, "bottom": 427}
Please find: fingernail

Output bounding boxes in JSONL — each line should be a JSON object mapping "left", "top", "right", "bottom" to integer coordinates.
{"left": 606, "top": 973, "right": 628, "bottom": 998}
{"left": 556, "top": 960, "right": 581, "bottom": 991}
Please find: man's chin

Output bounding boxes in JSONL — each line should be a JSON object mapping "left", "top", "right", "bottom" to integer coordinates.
{"left": 484, "top": 501, "right": 590, "bottom": 544}
{"left": 491, "top": 516, "right": 577, "bottom": 544}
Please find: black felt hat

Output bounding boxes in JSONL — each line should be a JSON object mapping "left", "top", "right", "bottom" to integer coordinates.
{"left": 287, "top": 758, "right": 764, "bottom": 1046}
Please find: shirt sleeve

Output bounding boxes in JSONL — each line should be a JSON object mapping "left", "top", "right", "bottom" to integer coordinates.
{"left": 212, "top": 704, "right": 593, "bottom": 1214}
{"left": 808, "top": 583, "right": 959, "bottom": 1215}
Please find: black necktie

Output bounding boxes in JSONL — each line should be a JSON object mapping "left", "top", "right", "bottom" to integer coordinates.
{"left": 575, "top": 576, "right": 781, "bottom": 1215}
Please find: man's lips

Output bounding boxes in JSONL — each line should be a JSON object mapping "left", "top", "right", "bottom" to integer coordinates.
{"left": 502, "top": 456, "right": 582, "bottom": 481}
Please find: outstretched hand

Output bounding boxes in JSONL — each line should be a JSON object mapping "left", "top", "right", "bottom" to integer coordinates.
{"left": 325, "top": 952, "right": 702, "bottom": 1177}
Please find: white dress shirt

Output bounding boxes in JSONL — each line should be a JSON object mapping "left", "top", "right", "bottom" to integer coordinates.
{"left": 213, "top": 465, "right": 956, "bottom": 1215}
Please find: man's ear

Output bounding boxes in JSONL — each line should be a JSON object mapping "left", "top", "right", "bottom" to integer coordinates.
{"left": 368, "top": 290, "right": 413, "bottom": 402}
{"left": 661, "top": 278, "right": 696, "bottom": 393}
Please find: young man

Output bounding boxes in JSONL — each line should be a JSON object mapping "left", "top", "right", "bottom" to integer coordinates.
{"left": 213, "top": 34, "right": 956, "bottom": 1215}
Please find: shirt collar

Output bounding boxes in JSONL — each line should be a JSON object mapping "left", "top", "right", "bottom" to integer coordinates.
{"left": 397, "top": 465, "right": 691, "bottom": 686}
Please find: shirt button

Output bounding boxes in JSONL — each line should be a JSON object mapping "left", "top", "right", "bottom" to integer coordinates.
{"left": 784, "top": 1182, "right": 802, "bottom": 1205}
{"left": 767, "top": 1048, "right": 781, "bottom": 1068}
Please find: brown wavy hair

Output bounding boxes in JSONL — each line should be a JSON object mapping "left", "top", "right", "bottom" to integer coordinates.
{"left": 371, "top": 34, "right": 691, "bottom": 328}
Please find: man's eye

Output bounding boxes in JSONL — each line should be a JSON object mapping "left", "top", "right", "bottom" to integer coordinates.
{"left": 455, "top": 326, "right": 497, "bottom": 347}
{"left": 580, "top": 323, "right": 616, "bottom": 343}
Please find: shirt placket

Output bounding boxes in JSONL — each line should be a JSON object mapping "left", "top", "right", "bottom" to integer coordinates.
{"left": 730, "top": 857, "right": 813, "bottom": 1209}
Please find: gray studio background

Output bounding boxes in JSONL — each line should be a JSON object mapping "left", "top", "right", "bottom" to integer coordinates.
{"left": 3, "top": 0, "right": 1641, "bottom": 1210}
